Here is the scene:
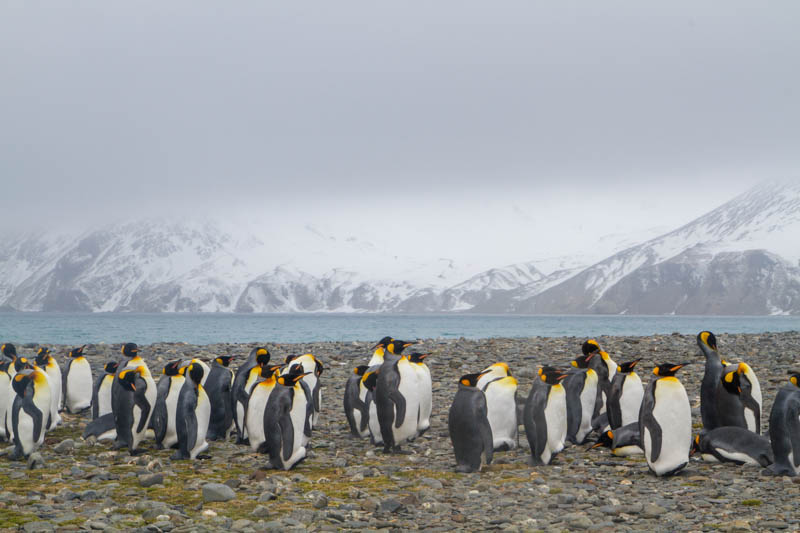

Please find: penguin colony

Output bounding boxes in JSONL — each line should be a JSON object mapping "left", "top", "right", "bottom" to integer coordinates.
{"left": 0, "top": 342, "right": 324, "bottom": 471}
{"left": 0, "top": 331, "right": 799, "bottom": 479}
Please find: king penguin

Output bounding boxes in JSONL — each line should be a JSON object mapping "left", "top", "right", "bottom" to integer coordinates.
{"left": 9, "top": 368, "right": 51, "bottom": 459}
{"left": 246, "top": 364, "right": 282, "bottom": 453}
{"left": 283, "top": 353, "right": 323, "bottom": 427}
{"left": 361, "top": 370, "right": 383, "bottom": 446}
{"left": 172, "top": 362, "right": 211, "bottom": 460}
{"left": 583, "top": 340, "right": 616, "bottom": 422}
{"left": 152, "top": 360, "right": 184, "bottom": 449}
{"left": 719, "top": 364, "right": 762, "bottom": 434}
{"left": 448, "top": 372, "right": 494, "bottom": 472}
{"left": 113, "top": 366, "right": 157, "bottom": 454}
{"left": 698, "top": 331, "right": 726, "bottom": 430}
{"left": 34, "top": 347, "right": 62, "bottom": 429}
{"left": 375, "top": 348, "right": 421, "bottom": 453}
{"left": 205, "top": 355, "right": 235, "bottom": 441}
{"left": 691, "top": 427, "right": 773, "bottom": 467}
{"left": 4, "top": 357, "right": 33, "bottom": 441}
{"left": 591, "top": 423, "right": 643, "bottom": 456}
{"left": 765, "top": 371, "right": 800, "bottom": 476}
{"left": 0, "top": 360, "right": 10, "bottom": 441}
{"left": 523, "top": 366, "right": 568, "bottom": 466}
{"left": 408, "top": 352, "right": 433, "bottom": 436}
{"left": 477, "top": 362, "right": 518, "bottom": 451}
{"left": 344, "top": 365, "right": 371, "bottom": 438}
{"left": 640, "top": 362, "right": 692, "bottom": 476}
{"left": 564, "top": 352, "right": 599, "bottom": 445}
{"left": 92, "top": 361, "right": 119, "bottom": 420}
{"left": 607, "top": 358, "right": 644, "bottom": 430}
{"left": 64, "top": 345, "right": 93, "bottom": 414}
{"left": 264, "top": 365, "right": 311, "bottom": 470}
{"left": 368, "top": 338, "right": 393, "bottom": 367}
{"left": 231, "top": 347, "right": 270, "bottom": 443}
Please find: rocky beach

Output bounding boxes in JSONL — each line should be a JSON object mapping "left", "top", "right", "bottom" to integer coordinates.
{"left": 1, "top": 331, "right": 799, "bottom": 533}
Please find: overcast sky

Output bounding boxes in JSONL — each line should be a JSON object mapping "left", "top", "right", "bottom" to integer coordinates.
{"left": 1, "top": 1, "right": 797, "bottom": 264}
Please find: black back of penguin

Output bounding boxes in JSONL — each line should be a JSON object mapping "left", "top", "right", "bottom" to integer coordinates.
{"left": 766, "top": 373, "right": 800, "bottom": 476}
{"left": 448, "top": 373, "right": 493, "bottom": 473}
{"left": 694, "top": 427, "right": 773, "bottom": 467}
{"left": 205, "top": 357, "right": 234, "bottom": 441}
{"left": 698, "top": 331, "right": 725, "bottom": 431}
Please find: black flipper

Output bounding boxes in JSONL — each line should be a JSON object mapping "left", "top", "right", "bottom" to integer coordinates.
{"left": 478, "top": 399, "right": 494, "bottom": 466}
{"left": 83, "top": 413, "right": 116, "bottom": 439}
{"left": 640, "top": 381, "right": 662, "bottom": 463}
{"left": 390, "top": 389, "right": 406, "bottom": 429}
{"left": 134, "top": 379, "right": 152, "bottom": 434}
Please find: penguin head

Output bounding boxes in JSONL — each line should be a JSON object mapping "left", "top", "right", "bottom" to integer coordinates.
{"left": 277, "top": 364, "right": 309, "bottom": 387}
{"left": 261, "top": 364, "right": 283, "bottom": 378}
{"left": 14, "top": 357, "right": 32, "bottom": 373}
{"left": 690, "top": 434, "right": 703, "bottom": 456}
{"left": 121, "top": 343, "right": 139, "bottom": 358}
{"left": 11, "top": 371, "right": 33, "bottom": 396}
{"left": 353, "top": 365, "right": 370, "bottom": 376}
{"left": 372, "top": 346, "right": 386, "bottom": 358}
{"left": 362, "top": 370, "right": 379, "bottom": 391}
{"left": 35, "top": 347, "right": 51, "bottom": 366}
{"left": 787, "top": 371, "right": 800, "bottom": 388}
{"left": 312, "top": 356, "right": 324, "bottom": 377}
{"left": 0, "top": 360, "right": 9, "bottom": 373}
{"left": 69, "top": 346, "right": 86, "bottom": 358}
{"left": 254, "top": 348, "right": 271, "bottom": 366}
{"left": 118, "top": 369, "right": 138, "bottom": 391}
{"left": 617, "top": 358, "right": 642, "bottom": 374}
{"left": 187, "top": 363, "right": 204, "bottom": 385}
{"left": 408, "top": 352, "right": 430, "bottom": 364}
{"left": 1, "top": 343, "right": 17, "bottom": 360}
{"left": 163, "top": 360, "right": 183, "bottom": 376}
{"left": 571, "top": 352, "right": 596, "bottom": 369}
{"left": 582, "top": 339, "right": 601, "bottom": 356}
{"left": 459, "top": 372, "right": 485, "bottom": 387}
{"left": 215, "top": 355, "right": 234, "bottom": 367}
{"left": 538, "top": 366, "right": 569, "bottom": 385}
{"left": 373, "top": 336, "right": 394, "bottom": 349}
{"left": 653, "top": 362, "right": 689, "bottom": 377}
{"left": 387, "top": 340, "right": 415, "bottom": 355}
{"left": 697, "top": 331, "right": 717, "bottom": 351}
{"left": 591, "top": 430, "right": 614, "bottom": 449}
{"left": 104, "top": 361, "right": 120, "bottom": 374}
{"left": 720, "top": 368, "right": 742, "bottom": 395}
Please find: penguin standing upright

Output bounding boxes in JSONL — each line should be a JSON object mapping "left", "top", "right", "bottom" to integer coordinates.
{"left": 719, "top": 365, "right": 762, "bottom": 434}
{"left": 564, "top": 352, "right": 599, "bottom": 445}
{"left": 9, "top": 368, "right": 51, "bottom": 459}
{"left": 691, "top": 427, "right": 773, "bottom": 466}
{"left": 205, "top": 355, "right": 235, "bottom": 441}
{"left": 344, "top": 365, "right": 371, "bottom": 437}
{"left": 640, "top": 363, "right": 691, "bottom": 476}
{"left": 765, "top": 371, "right": 800, "bottom": 477}
{"left": 34, "top": 348, "right": 62, "bottom": 429}
{"left": 151, "top": 360, "right": 184, "bottom": 449}
{"left": 408, "top": 352, "right": 432, "bottom": 436}
{"left": 246, "top": 365, "right": 282, "bottom": 453}
{"left": 64, "top": 345, "right": 93, "bottom": 414}
{"left": 283, "top": 353, "right": 323, "bottom": 427}
{"left": 113, "top": 366, "right": 157, "bottom": 454}
{"left": 264, "top": 365, "right": 311, "bottom": 470}
{"left": 172, "top": 363, "right": 211, "bottom": 460}
{"left": 607, "top": 358, "right": 643, "bottom": 430}
{"left": 523, "top": 366, "right": 568, "bottom": 466}
{"left": 231, "top": 347, "right": 270, "bottom": 443}
{"left": 92, "top": 362, "right": 119, "bottom": 420}
{"left": 362, "top": 370, "right": 382, "bottom": 446}
{"left": 0, "top": 360, "right": 10, "bottom": 441}
{"left": 375, "top": 342, "right": 421, "bottom": 453}
{"left": 583, "top": 340, "right": 616, "bottom": 421}
{"left": 448, "top": 372, "right": 494, "bottom": 472}
{"left": 477, "top": 362, "right": 518, "bottom": 451}
{"left": 4, "top": 357, "right": 33, "bottom": 441}
{"left": 698, "top": 331, "right": 725, "bottom": 430}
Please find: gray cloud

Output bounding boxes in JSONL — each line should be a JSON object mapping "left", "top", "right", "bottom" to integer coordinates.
{"left": 0, "top": 1, "right": 796, "bottom": 249}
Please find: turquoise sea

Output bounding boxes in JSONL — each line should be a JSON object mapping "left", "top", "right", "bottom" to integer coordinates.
{"left": 0, "top": 313, "right": 796, "bottom": 345}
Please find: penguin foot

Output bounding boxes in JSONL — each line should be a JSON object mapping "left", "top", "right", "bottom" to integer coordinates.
{"left": 455, "top": 464, "right": 476, "bottom": 473}
{"left": 196, "top": 454, "right": 212, "bottom": 460}
{"left": 171, "top": 451, "right": 189, "bottom": 460}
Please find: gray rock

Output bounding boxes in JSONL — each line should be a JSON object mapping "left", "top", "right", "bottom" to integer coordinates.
{"left": 312, "top": 493, "right": 329, "bottom": 509}
{"left": 380, "top": 499, "right": 403, "bottom": 513}
{"left": 53, "top": 439, "right": 75, "bottom": 454}
{"left": 251, "top": 505, "right": 270, "bottom": 518}
{"left": 22, "top": 522, "right": 55, "bottom": 533}
{"left": 139, "top": 473, "right": 164, "bottom": 487}
{"left": 202, "top": 483, "right": 236, "bottom": 503}
{"left": 27, "top": 452, "right": 45, "bottom": 470}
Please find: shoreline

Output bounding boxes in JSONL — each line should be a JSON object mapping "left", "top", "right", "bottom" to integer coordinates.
{"left": 1, "top": 331, "right": 799, "bottom": 531}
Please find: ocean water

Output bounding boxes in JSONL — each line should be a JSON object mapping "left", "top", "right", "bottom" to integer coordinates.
{"left": 0, "top": 313, "right": 796, "bottom": 345}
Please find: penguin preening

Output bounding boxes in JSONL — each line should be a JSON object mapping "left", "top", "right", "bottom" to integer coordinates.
{"left": 172, "top": 362, "right": 210, "bottom": 460}
{"left": 523, "top": 366, "right": 568, "bottom": 466}
{"left": 640, "top": 363, "right": 692, "bottom": 476}
{"left": 205, "top": 355, "right": 235, "bottom": 441}
{"left": 9, "top": 368, "right": 51, "bottom": 459}
{"left": 691, "top": 427, "right": 773, "bottom": 467}
{"left": 607, "top": 358, "right": 643, "bottom": 430}
{"left": 448, "top": 372, "right": 494, "bottom": 473}
{"left": 34, "top": 347, "right": 62, "bottom": 429}
{"left": 231, "top": 347, "right": 270, "bottom": 443}
{"left": 564, "top": 352, "right": 599, "bottom": 445}
{"left": 64, "top": 345, "right": 93, "bottom": 414}
{"left": 264, "top": 364, "right": 311, "bottom": 470}
{"left": 344, "top": 365, "right": 371, "bottom": 438}
{"left": 765, "top": 371, "right": 800, "bottom": 477}
{"left": 92, "top": 361, "right": 119, "bottom": 420}
{"left": 113, "top": 365, "right": 156, "bottom": 454}
{"left": 591, "top": 423, "right": 643, "bottom": 456}
{"left": 719, "top": 364, "right": 762, "bottom": 434}
{"left": 477, "top": 362, "right": 518, "bottom": 451}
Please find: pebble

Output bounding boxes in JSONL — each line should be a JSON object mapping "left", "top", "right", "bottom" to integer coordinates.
{"left": 202, "top": 483, "right": 236, "bottom": 503}
{"left": 53, "top": 439, "right": 75, "bottom": 454}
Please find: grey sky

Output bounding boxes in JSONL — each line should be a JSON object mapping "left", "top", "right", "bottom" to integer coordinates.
{"left": 1, "top": 1, "right": 797, "bottom": 264}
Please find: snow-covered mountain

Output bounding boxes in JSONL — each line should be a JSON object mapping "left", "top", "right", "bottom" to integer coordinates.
{"left": 512, "top": 180, "right": 800, "bottom": 315}
{"left": 1, "top": 181, "right": 797, "bottom": 314}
